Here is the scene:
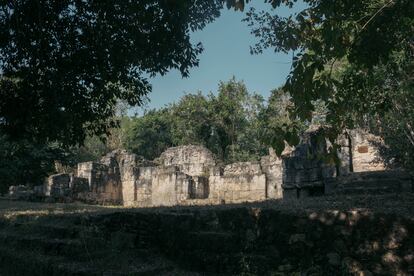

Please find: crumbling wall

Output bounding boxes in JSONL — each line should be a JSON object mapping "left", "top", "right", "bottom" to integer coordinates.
{"left": 119, "top": 147, "right": 213, "bottom": 207}
{"left": 281, "top": 128, "right": 392, "bottom": 199}
{"left": 46, "top": 173, "right": 71, "bottom": 197}
{"left": 350, "top": 130, "right": 385, "bottom": 172}
{"left": 76, "top": 160, "right": 122, "bottom": 204}
{"left": 282, "top": 128, "right": 336, "bottom": 199}
{"left": 118, "top": 153, "right": 138, "bottom": 207}
{"left": 116, "top": 151, "right": 159, "bottom": 207}
{"left": 336, "top": 133, "right": 353, "bottom": 176}
{"left": 134, "top": 166, "right": 155, "bottom": 207}
{"left": 208, "top": 162, "right": 267, "bottom": 204}
{"left": 42, "top": 145, "right": 283, "bottom": 207}
{"left": 43, "top": 127, "right": 393, "bottom": 206}
{"left": 151, "top": 166, "right": 191, "bottom": 206}
{"left": 159, "top": 145, "right": 215, "bottom": 176}
{"left": 120, "top": 146, "right": 281, "bottom": 207}
{"left": 260, "top": 149, "right": 283, "bottom": 199}
{"left": 337, "top": 130, "right": 385, "bottom": 174}
{"left": 46, "top": 173, "right": 88, "bottom": 199}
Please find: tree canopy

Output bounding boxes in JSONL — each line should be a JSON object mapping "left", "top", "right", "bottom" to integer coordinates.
{"left": 0, "top": 0, "right": 226, "bottom": 145}
{"left": 245, "top": 0, "right": 414, "bottom": 152}
{"left": 123, "top": 78, "right": 272, "bottom": 162}
{"left": 1, "top": 0, "right": 413, "bottom": 191}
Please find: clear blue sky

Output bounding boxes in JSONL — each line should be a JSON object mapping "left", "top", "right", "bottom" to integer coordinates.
{"left": 133, "top": 2, "right": 305, "bottom": 115}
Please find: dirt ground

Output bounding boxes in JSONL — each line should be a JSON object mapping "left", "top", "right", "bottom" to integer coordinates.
{"left": 1, "top": 193, "right": 414, "bottom": 220}
{"left": 0, "top": 194, "right": 413, "bottom": 275}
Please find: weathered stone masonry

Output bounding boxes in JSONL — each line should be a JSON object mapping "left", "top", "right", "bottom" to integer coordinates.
{"left": 45, "top": 129, "right": 410, "bottom": 206}
{"left": 45, "top": 145, "right": 284, "bottom": 206}
{"left": 281, "top": 128, "right": 411, "bottom": 198}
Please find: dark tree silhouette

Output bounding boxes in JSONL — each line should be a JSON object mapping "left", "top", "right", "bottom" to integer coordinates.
{"left": 0, "top": 0, "right": 225, "bottom": 145}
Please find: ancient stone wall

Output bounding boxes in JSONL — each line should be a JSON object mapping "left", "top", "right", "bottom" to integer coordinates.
{"left": 336, "top": 129, "right": 386, "bottom": 174}
{"left": 133, "top": 166, "right": 155, "bottom": 207}
{"left": 336, "top": 133, "right": 352, "bottom": 176}
{"left": 350, "top": 130, "right": 385, "bottom": 172}
{"left": 159, "top": 145, "right": 215, "bottom": 176}
{"left": 118, "top": 153, "right": 139, "bottom": 206}
{"left": 279, "top": 127, "right": 394, "bottom": 199}
{"left": 260, "top": 149, "right": 283, "bottom": 199}
{"left": 46, "top": 173, "right": 88, "bottom": 199}
{"left": 76, "top": 161, "right": 122, "bottom": 204}
{"left": 116, "top": 146, "right": 283, "bottom": 207}
{"left": 42, "top": 128, "right": 397, "bottom": 206}
{"left": 208, "top": 162, "right": 267, "bottom": 204}
{"left": 151, "top": 166, "right": 190, "bottom": 206}
{"left": 282, "top": 128, "right": 337, "bottom": 199}
{"left": 46, "top": 173, "right": 71, "bottom": 197}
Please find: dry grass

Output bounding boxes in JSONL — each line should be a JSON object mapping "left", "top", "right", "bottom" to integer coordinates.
{"left": 0, "top": 198, "right": 121, "bottom": 219}
{"left": 2, "top": 193, "right": 414, "bottom": 221}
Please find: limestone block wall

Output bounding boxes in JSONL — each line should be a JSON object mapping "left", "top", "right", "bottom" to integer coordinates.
{"left": 336, "top": 134, "right": 352, "bottom": 176}
{"left": 66, "top": 146, "right": 282, "bottom": 206}
{"left": 282, "top": 129, "right": 336, "bottom": 199}
{"left": 46, "top": 173, "right": 88, "bottom": 198}
{"left": 350, "top": 130, "right": 385, "bottom": 172}
{"left": 120, "top": 147, "right": 282, "bottom": 207}
{"left": 207, "top": 162, "right": 267, "bottom": 204}
{"left": 118, "top": 154, "right": 138, "bottom": 207}
{"left": 77, "top": 160, "right": 122, "bottom": 204}
{"left": 46, "top": 173, "right": 71, "bottom": 197}
{"left": 336, "top": 130, "right": 386, "bottom": 175}
{"left": 281, "top": 128, "right": 390, "bottom": 199}
{"left": 77, "top": 162, "right": 95, "bottom": 185}
{"left": 121, "top": 146, "right": 279, "bottom": 207}
{"left": 151, "top": 166, "right": 191, "bottom": 207}
{"left": 159, "top": 145, "right": 215, "bottom": 176}
{"left": 122, "top": 162, "right": 212, "bottom": 208}
{"left": 134, "top": 166, "right": 155, "bottom": 207}
{"left": 260, "top": 152, "right": 283, "bottom": 199}
{"left": 43, "top": 129, "right": 399, "bottom": 205}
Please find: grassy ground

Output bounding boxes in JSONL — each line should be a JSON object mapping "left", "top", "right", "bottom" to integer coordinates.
{"left": 2, "top": 193, "right": 414, "bottom": 220}
{"left": 0, "top": 198, "right": 117, "bottom": 219}
{"left": 0, "top": 194, "right": 413, "bottom": 275}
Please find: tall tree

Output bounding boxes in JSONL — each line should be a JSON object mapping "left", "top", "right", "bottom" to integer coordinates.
{"left": 211, "top": 78, "right": 267, "bottom": 162}
{"left": 122, "top": 78, "right": 268, "bottom": 163}
{"left": 123, "top": 109, "right": 173, "bottom": 160}
{"left": 170, "top": 92, "right": 212, "bottom": 147}
{"left": 259, "top": 88, "right": 305, "bottom": 152}
{"left": 0, "top": 0, "right": 225, "bottom": 145}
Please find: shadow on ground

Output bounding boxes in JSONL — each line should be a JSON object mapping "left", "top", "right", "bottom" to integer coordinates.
{"left": 0, "top": 194, "right": 413, "bottom": 275}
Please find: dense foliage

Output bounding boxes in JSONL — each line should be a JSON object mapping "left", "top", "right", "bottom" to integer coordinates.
{"left": 0, "top": 0, "right": 226, "bottom": 192}
{"left": 1, "top": 0, "right": 412, "bottom": 190}
{"left": 0, "top": 0, "right": 227, "bottom": 145}
{"left": 244, "top": 0, "right": 414, "bottom": 168}
{"left": 0, "top": 136, "right": 62, "bottom": 193}
{"left": 123, "top": 78, "right": 297, "bottom": 163}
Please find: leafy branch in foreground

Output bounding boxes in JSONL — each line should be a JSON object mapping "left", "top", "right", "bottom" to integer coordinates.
{"left": 0, "top": 0, "right": 226, "bottom": 145}
{"left": 244, "top": 0, "right": 413, "bottom": 155}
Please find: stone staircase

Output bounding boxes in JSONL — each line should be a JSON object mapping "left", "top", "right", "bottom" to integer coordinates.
{"left": 0, "top": 213, "right": 189, "bottom": 276}
{"left": 325, "top": 170, "right": 413, "bottom": 195}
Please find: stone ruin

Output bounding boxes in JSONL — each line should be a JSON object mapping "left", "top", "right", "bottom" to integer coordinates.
{"left": 282, "top": 127, "right": 336, "bottom": 199}
{"left": 30, "top": 128, "right": 411, "bottom": 206}
{"left": 41, "top": 145, "right": 283, "bottom": 206}
{"left": 282, "top": 128, "right": 411, "bottom": 198}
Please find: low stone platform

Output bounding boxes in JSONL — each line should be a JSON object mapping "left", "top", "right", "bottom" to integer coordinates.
{"left": 326, "top": 170, "right": 413, "bottom": 195}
